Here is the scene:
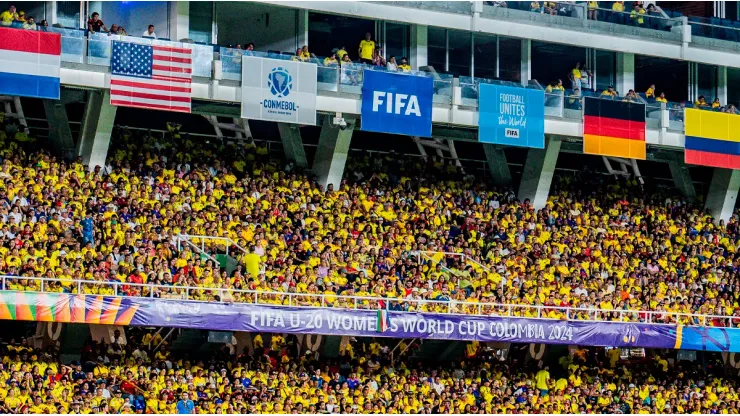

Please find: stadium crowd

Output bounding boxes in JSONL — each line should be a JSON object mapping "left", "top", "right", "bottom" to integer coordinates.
{"left": 0, "top": 113, "right": 738, "bottom": 327}
{"left": 0, "top": 329, "right": 736, "bottom": 414}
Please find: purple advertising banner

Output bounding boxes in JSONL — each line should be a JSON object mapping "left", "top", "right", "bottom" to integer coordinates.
{"left": 0, "top": 291, "right": 684, "bottom": 349}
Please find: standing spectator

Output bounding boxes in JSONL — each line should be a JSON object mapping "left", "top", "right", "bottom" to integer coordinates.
{"left": 630, "top": 3, "right": 645, "bottom": 26}
{"left": 372, "top": 49, "right": 386, "bottom": 67}
{"left": 588, "top": 1, "right": 598, "bottom": 20}
{"left": 645, "top": 83, "right": 656, "bottom": 99}
{"left": 142, "top": 24, "right": 156, "bottom": 39}
{"left": 358, "top": 32, "right": 375, "bottom": 64}
{"left": 611, "top": 1, "right": 625, "bottom": 24}
{"left": 176, "top": 392, "right": 194, "bottom": 414}
{"left": 335, "top": 46, "right": 348, "bottom": 61}
{"left": 398, "top": 57, "right": 411, "bottom": 72}
{"left": 386, "top": 56, "right": 398, "bottom": 71}
{"left": 569, "top": 61, "right": 584, "bottom": 90}
{"left": 87, "top": 12, "right": 108, "bottom": 33}
{"left": 21, "top": 15, "right": 36, "bottom": 30}
{"left": 0, "top": 5, "right": 18, "bottom": 26}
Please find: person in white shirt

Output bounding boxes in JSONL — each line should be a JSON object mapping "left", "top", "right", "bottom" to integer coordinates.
{"left": 142, "top": 24, "right": 156, "bottom": 38}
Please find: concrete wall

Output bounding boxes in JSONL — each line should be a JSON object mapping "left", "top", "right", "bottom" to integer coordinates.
{"left": 215, "top": 2, "right": 297, "bottom": 52}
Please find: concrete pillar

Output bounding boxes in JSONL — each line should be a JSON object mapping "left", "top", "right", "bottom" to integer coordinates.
{"left": 297, "top": 9, "right": 309, "bottom": 51}
{"left": 518, "top": 136, "right": 561, "bottom": 210}
{"left": 277, "top": 123, "right": 308, "bottom": 168}
{"left": 615, "top": 52, "right": 635, "bottom": 96}
{"left": 45, "top": 1, "right": 57, "bottom": 24}
{"left": 169, "top": 1, "right": 190, "bottom": 41}
{"left": 718, "top": 65, "right": 728, "bottom": 106}
{"left": 520, "top": 39, "right": 531, "bottom": 86}
{"left": 667, "top": 154, "right": 696, "bottom": 202}
{"left": 410, "top": 24, "right": 428, "bottom": 69}
{"left": 483, "top": 144, "right": 512, "bottom": 186}
{"left": 312, "top": 115, "right": 354, "bottom": 192}
{"left": 42, "top": 99, "right": 76, "bottom": 160}
{"left": 77, "top": 90, "right": 117, "bottom": 172}
{"left": 705, "top": 168, "right": 740, "bottom": 223}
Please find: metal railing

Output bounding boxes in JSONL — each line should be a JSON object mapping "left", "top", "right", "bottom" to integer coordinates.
{"left": 2, "top": 275, "right": 736, "bottom": 328}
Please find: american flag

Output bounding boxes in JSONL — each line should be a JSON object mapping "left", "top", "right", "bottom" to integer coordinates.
{"left": 109, "top": 41, "right": 192, "bottom": 113}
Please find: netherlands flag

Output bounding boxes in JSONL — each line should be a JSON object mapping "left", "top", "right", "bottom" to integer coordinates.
{"left": 0, "top": 27, "right": 61, "bottom": 100}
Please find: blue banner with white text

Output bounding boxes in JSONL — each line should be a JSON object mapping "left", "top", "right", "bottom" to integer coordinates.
{"left": 479, "top": 83, "right": 545, "bottom": 148}
{"left": 361, "top": 69, "right": 433, "bottom": 137}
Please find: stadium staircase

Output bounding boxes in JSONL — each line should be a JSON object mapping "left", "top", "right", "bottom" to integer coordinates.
{"left": 175, "top": 234, "right": 252, "bottom": 276}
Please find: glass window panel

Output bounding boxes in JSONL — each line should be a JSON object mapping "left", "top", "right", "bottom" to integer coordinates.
{"left": 427, "top": 26, "right": 446, "bottom": 72}
{"left": 473, "top": 33, "right": 497, "bottom": 80}
{"left": 447, "top": 29, "right": 471, "bottom": 77}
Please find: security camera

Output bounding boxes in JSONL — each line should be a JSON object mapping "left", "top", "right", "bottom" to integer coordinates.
{"left": 332, "top": 116, "right": 348, "bottom": 130}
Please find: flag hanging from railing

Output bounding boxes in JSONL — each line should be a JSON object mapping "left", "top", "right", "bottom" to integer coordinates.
{"left": 377, "top": 309, "right": 389, "bottom": 333}
{"left": 0, "top": 27, "right": 61, "bottom": 100}
{"left": 583, "top": 97, "right": 646, "bottom": 159}
{"left": 109, "top": 41, "right": 192, "bottom": 113}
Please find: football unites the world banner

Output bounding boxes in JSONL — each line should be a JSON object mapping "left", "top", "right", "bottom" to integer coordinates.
{"left": 2, "top": 290, "right": 740, "bottom": 353}
{"left": 478, "top": 84, "right": 545, "bottom": 148}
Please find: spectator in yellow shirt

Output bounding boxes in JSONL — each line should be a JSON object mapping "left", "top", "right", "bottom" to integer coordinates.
{"left": 588, "top": 1, "right": 598, "bottom": 20}
{"left": 397, "top": 57, "right": 411, "bottom": 72}
{"left": 601, "top": 85, "right": 617, "bottom": 98}
{"left": 358, "top": 32, "right": 375, "bottom": 65}
{"left": 712, "top": 98, "right": 721, "bottom": 108}
{"left": 611, "top": 1, "right": 625, "bottom": 24}
{"left": 0, "top": 5, "right": 18, "bottom": 26}
{"left": 656, "top": 92, "right": 667, "bottom": 103}
{"left": 645, "top": 84, "right": 655, "bottom": 99}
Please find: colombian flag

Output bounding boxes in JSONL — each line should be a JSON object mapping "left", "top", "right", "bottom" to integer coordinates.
{"left": 684, "top": 109, "right": 740, "bottom": 170}
{"left": 583, "top": 97, "right": 646, "bottom": 159}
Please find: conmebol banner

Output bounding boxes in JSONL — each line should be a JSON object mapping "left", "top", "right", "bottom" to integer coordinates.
{"left": 241, "top": 56, "right": 317, "bottom": 125}
{"left": 3, "top": 291, "right": 739, "bottom": 352}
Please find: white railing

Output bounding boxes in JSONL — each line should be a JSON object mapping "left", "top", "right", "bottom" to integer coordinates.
{"left": 1, "top": 275, "right": 736, "bottom": 328}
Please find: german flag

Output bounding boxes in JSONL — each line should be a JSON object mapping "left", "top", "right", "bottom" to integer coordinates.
{"left": 583, "top": 97, "right": 646, "bottom": 159}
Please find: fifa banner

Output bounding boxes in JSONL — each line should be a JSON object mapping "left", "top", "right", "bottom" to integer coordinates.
{"left": 5, "top": 291, "right": 740, "bottom": 352}
{"left": 361, "top": 69, "right": 433, "bottom": 137}
{"left": 241, "top": 56, "right": 317, "bottom": 125}
{"left": 684, "top": 108, "right": 740, "bottom": 170}
{"left": 478, "top": 84, "right": 545, "bottom": 148}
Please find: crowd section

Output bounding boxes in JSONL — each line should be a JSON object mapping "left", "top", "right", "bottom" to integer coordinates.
{"left": 0, "top": 114, "right": 738, "bottom": 326}
{"left": 0, "top": 330, "right": 736, "bottom": 414}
